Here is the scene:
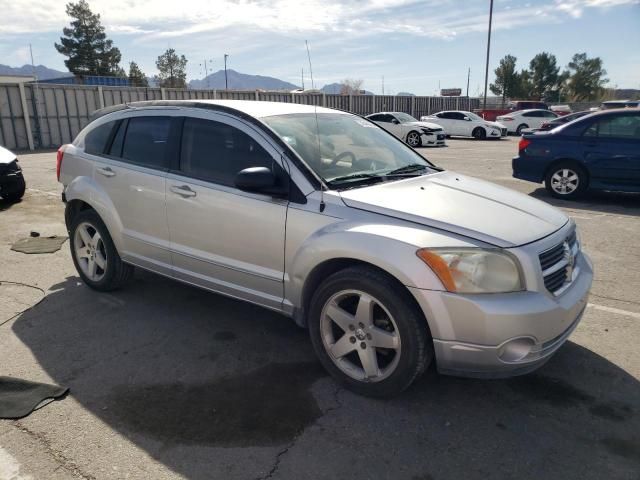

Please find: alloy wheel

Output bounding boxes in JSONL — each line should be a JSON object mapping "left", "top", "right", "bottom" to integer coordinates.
{"left": 406, "top": 132, "right": 420, "bottom": 147}
{"left": 74, "top": 221, "right": 107, "bottom": 281}
{"left": 550, "top": 168, "right": 580, "bottom": 195}
{"left": 320, "top": 290, "right": 401, "bottom": 382}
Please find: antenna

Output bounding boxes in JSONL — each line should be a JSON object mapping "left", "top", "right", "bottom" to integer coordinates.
{"left": 305, "top": 40, "right": 325, "bottom": 212}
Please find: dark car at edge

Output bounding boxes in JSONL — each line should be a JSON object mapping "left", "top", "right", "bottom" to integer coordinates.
{"left": 512, "top": 109, "right": 640, "bottom": 199}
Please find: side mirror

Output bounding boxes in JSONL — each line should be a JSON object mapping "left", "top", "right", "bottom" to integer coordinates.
{"left": 463, "top": 116, "right": 471, "bottom": 121}
{"left": 391, "top": 119, "right": 400, "bottom": 124}
{"left": 235, "top": 166, "right": 286, "bottom": 196}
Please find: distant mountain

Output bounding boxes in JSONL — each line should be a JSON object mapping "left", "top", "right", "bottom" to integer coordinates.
{"left": 320, "top": 83, "right": 374, "bottom": 95}
{"left": 0, "top": 64, "right": 72, "bottom": 80}
{"left": 189, "top": 69, "right": 298, "bottom": 90}
{"left": 397, "top": 92, "right": 415, "bottom": 96}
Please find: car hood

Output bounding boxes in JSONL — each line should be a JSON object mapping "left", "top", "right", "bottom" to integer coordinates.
{"left": 0, "top": 146, "right": 17, "bottom": 164}
{"left": 339, "top": 171, "right": 568, "bottom": 247}
{"left": 404, "top": 121, "right": 443, "bottom": 130}
{"left": 486, "top": 120, "right": 506, "bottom": 128}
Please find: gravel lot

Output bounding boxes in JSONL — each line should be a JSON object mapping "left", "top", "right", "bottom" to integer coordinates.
{"left": 1, "top": 136, "right": 639, "bottom": 480}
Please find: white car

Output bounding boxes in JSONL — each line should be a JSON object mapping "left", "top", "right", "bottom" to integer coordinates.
{"left": 365, "top": 112, "right": 445, "bottom": 147}
{"left": 497, "top": 109, "right": 558, "bottom": 135}
{"left": 421, "top": 111, "right": 507, "bottom": 139}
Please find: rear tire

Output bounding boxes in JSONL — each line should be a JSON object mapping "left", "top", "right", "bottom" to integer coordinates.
{"left": 516, "top": 124, "right": 528, "bottom": 135}
{"left": 308, "top": 266, "right": 433, "bottom": 398}
{"left": 406, "top": 131, "right": 422, "bottom": 148}
{"left": 1, "top": 177, "right": 26, "bottom": 202}
{"left": 545, "top": 162, "right": 588, "bottom": 200}
{"left": 472, "top": 127, "right": 486, "bottom": 140}
{"left": 69, "top": 209, "right": 134, "bottom": 291}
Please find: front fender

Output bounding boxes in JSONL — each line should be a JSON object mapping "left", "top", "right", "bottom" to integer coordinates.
{"left": 64, "top": 175, "right": 125, "bottom": 252}
{"left": 285, "top": 219, "right": 479, "bottom": 310}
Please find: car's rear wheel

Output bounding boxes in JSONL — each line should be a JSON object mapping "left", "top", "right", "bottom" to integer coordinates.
{"left": 516, "top": 124, "right": 528, "bottom": 135}
{"left": 406, "top": 131, "right": 421, "bottom": 147}
{"left": 69, "top": 209, "right": 134, "bottom": 291}
{"left": 308, "top": 266, "right": 432, "bottom": 398}
{"left": 545, "top": 162, "right": 588, "bottom": 199}
{"left": 472, "top": 127, "right": 486, "bottom": 140}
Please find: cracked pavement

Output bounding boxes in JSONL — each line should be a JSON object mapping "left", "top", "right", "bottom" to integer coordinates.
{"left": 1, "top": 139, "right": 639, "bottom": 479}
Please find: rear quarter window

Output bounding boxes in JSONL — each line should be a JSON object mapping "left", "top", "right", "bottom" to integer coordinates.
{"left": 84, "top": 121, "right": 116, "bottom": 155}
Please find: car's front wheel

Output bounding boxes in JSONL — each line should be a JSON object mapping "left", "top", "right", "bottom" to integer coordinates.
{"left": 69, "top": 209, "right": 134, "bottom": 291}
{"left": 545, "top": 162, "right": 588, "bottom": 199}
{"left": 406, "top": 131, "right": 422, "bottom": 147}
{"left": 308, "top": 266, "right": 432, "bottom": 398}
{"left": 472, "top": 127, "right": 487, "bottom": 140}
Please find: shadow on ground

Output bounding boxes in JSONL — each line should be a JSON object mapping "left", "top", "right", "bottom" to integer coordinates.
{"left": 12, "top": 272, "right": 640, "bottom": 480}
{"left": 530, "top": 187, "right": 640, "bottom": 217}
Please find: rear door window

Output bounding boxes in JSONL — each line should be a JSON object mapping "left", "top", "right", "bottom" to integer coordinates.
{"left": 121, "top": 117, "right": 171, "bottom": 169}
{"left": 84, "top": 121, "right": 116, "bottom": 155}
{"left": 587, "top": 114, "right": 640, "bottom": 140}
{"left": 180, "top": 117, "right": 273, "bottom": 187}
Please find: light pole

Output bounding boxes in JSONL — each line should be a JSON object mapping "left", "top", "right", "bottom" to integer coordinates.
{"left": 482, "top": 0, "right": 494, "bottom": 110}
{"left": 224, "top": 54, "right": 229, "bottom": 90}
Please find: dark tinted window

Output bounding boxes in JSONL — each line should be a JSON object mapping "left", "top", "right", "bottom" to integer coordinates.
{"left": 85, "top": 121, "right": 116, "bottom": 155}
{"left": 368, "top": 114, "right": 383, "bottom": 121}
{"left": 585, "top": 114, "right": 640, "bottom": 140}
{"left": 121, "top": 117, "right": 171, "bottom": 169}
{"left": 108, "top": 120, "right": 126, "bottom": 157}
{"left": 451, "top": 112, "right": 466, "bottom": 120}
{"left": 180, "top": 118, "right": 273, "bottom": 186}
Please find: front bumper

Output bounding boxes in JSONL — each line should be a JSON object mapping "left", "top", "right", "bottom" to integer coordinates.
{"left": 408, "top": 251, "right": 593, "bottom": 378}
{"left": 420, "top": 132, "right": 446, "bottom": 147}
{"left": 0, "top": 171, "right": 26, "bottom": 198}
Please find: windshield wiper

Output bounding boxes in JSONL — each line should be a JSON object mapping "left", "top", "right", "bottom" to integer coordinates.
{"left": 327, "top": 172, "right": 384, "bottom": 187}
{"left": 385, "top": 163, "right": 429, "bottom": 176}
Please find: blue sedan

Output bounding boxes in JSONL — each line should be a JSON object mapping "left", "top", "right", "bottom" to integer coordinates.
{"left": 512, "top": 109, "right": 640, "bottom": 199}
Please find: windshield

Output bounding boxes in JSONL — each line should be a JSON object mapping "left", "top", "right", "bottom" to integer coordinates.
{"left": 393, "top": 112, "right": 418, "bottom": 123}
{"left": 262, "top": 113, "right": 436, "bottom": 187}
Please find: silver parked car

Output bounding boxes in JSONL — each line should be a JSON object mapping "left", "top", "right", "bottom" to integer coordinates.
{"left": 58, "top": 100, "right": 593, "bottom": 397}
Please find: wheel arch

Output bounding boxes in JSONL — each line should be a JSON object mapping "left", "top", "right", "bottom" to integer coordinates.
{"left": 295, "top": 257, "right": 434, "bottom": 341}
{"left": 543, "top": 158, "right": 590, "bottom": 185}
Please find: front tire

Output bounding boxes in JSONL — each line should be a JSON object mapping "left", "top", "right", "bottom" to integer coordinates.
{"left": 308, "top": 266, "right": 432, "bottom": 398}
{"left": 69, "top": 209, "right": 134, "bottom": 291}
{"left": 406, "top": 131, "right": 422, "bottom": 148}
{"left": 472, "top": 127, "right": 487, "bottom": 140}
{"left": 1, "top": 177, "right": 26, "bottom": 202}
{"left": 545, "top": 162, "right": 588, "bottom": 199}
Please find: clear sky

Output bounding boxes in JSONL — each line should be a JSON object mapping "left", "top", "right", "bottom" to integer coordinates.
{"left": 1, "top": 0, "right": 638, "bottom": 94}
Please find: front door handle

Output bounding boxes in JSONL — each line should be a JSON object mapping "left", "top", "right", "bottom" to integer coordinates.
{"left": 97, "top": 166, "right": 115, "bottom": 177}
{"left": 170, "top": 185, "right": 197, "bottom": 198}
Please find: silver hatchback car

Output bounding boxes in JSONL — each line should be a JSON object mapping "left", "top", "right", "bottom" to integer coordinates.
{"left": 58, "top": 100, "right": 593, "bottom": 397}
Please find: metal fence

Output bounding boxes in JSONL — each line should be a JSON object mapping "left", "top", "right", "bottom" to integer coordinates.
{"left": 0, "top": 83, "right": 480, "bottom": 150}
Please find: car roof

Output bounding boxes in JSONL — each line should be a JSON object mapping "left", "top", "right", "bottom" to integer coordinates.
{"left": 92, "top": 99, "right": 346, "bottom": 121}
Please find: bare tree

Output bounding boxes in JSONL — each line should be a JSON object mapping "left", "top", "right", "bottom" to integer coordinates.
{"left": 340, "top": 79, "right": 364, "bottom": 95}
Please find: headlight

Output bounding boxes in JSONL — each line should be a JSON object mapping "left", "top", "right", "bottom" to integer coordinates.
{"left": 420, "top": 128, "right": 434, "bottom": 134}
{"left": 416, "top": 248, "right": 524, "bottom": 293}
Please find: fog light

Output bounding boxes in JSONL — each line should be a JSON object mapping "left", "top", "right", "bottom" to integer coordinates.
{"left": 498, "top": 337, "right": 535, "bottom": 362}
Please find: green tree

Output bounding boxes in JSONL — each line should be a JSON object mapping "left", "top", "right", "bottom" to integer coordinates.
{"left": 565, "top": 53, "right": 608, "bottom": 101}
{"left": 54, "top": 0, "right": 122, "bottom": 76}
{"left": 490, "top": 55, "right": 522, "bottom": 105}
{"left": 128, "top": 62, "right": 148, "bottom": 87}
{"left": 155, "top": 49, "right": 188, "bottom": 88}
{"left": 528, "top": 52, "right": 561, "bottom": 99}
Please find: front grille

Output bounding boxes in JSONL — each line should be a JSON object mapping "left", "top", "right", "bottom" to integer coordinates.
{"left": 539, "top": 230, "right": 579, "bottom": 295}
{"left": 437, "top": 134, "right": 445, "bottom": 140}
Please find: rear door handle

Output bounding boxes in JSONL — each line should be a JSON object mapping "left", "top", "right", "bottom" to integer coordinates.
{"left": 170, "top": 185, "right": 197, "bottom": 198}
{"left": 97, "top": 166, "right": 115, "bottom": 177}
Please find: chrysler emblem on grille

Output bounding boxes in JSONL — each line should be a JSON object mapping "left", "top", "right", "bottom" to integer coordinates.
{"left": 563, "top": 241, "right": 575, "bottom": 280}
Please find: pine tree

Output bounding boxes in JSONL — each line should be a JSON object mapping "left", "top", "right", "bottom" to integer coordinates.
{"left": 128, "top": 62, "right": 149, "bottom": 87}
{"left": 55, "top": 0, "right": 122, "bottom": 76}
{"left": 155, "top": 49, "right": 188, "bottom": 88}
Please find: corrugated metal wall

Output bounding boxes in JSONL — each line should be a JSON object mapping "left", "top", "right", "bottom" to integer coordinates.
{"left": 0, "top": 83, "right": 480, "bottom": 150}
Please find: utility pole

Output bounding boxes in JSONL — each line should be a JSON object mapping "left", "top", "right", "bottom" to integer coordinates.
{"left": 301, "top": 67, "right": 304, "bottom": 90}
{"left": 382, "top": 76, "right": 385, "bottom": 95}
{"left": 203, "top": 59, "right": 210, "bottom": 89}
{"left": 482, "top": 0, "right": 494, "bottom": 110}
{"left": 466, "top": 67, "right": 471, "bottom": 97}
{"left": 224, "top": 54, "right": 229, "bottom": 90}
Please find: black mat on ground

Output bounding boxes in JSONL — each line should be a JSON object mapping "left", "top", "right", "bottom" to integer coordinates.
{"left": 0, "top": 377, "right": 68, "bottom": 419}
